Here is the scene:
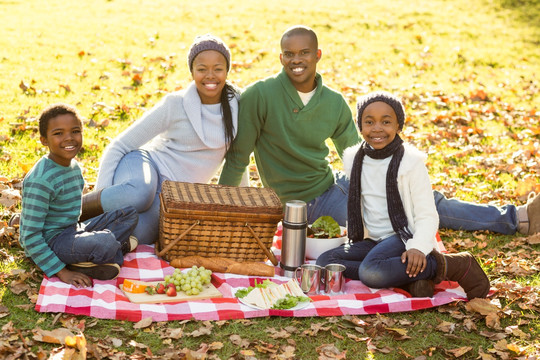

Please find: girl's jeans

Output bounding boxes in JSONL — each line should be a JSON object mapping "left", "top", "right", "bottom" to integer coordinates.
{"left": 316, "top": 234, "right": 438, "bottom": 288}
{"left": 308, "top": 172, "right": 518, "bottom": 234}
{"left": 49, "top": 207, "right": 138, "bottom": 266}
{"left": 100, "top": 150, "right": 164, "bottom": 244}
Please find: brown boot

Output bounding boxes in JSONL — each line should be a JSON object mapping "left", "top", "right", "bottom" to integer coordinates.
{"left": 431, "top": 250, "right": 490, "bottom": 300}
{"left": 403, "top": 279, "right": 434, "bottom": 298}
{"left": 80, "top": 189, "right": 104, "bottom": 222}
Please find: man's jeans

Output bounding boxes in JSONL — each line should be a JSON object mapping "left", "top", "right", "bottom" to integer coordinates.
{"left": 308, "top": 172, "right": 518, "bottom": 234}
{"left": 316, "top": 234, "right": 438, "bottom": 288}
{"left": 49, "top": 207, "right": 138, "bottom": 266}
{"left": 100, "top": 150, "right": 164, "bottom": 244}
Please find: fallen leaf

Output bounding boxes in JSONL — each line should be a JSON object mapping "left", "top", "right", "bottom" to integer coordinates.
{"left": 445, "top": 346, "right": 473, "bottom": 357}
{"left": 133, "top": 317, "right": 153, "bottom": 329}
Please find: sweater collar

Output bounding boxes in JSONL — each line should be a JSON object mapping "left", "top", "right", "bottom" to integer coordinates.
{"left": 277, "top": 69, "right": 323, "bottom": 110}
{"left": 183, "top": 82, "right": 205, "bottom": 140}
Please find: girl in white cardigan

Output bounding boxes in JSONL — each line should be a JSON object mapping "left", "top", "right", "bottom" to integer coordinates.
{"left": 81, "top": 34, "right": 240, "bottom": 244}
{"left": 316, "top": 91, "right": 490, "bottom": 300}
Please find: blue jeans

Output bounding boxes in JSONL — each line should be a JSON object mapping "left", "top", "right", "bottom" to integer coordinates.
{"left": 100, "top": 150, "right": 164, "bottom": 244}
{"left": 307, "top": 172, "right": 350, "bottom": 226}
{"left": 308, "top": 172, "right": 518, "bottom": 234}
{"left": 48, "top": 207, "right": 138, "bottom": 266}
{"left": 316, "top": 235, "right": 438, "bottom": 288}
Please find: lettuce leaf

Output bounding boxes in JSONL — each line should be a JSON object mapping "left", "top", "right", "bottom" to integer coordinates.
{"left": 271, "top": 294, "right": 311, "bottom": 309}
{"left": 311, "top": 215, "right": 341, "bottom": 238}
{"left": 234, "top": 279, "right": 274, "bottom": 298}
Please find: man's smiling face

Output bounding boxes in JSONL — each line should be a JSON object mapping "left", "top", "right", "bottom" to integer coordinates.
{"left": 280, "top": 33, "right": 321, "bottom": 93}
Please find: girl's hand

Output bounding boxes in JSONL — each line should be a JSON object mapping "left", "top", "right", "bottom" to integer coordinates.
{"left": 56, "top": 267, "right": 93, "bottom": 288}
{"left": 401, "top": 249, "right": 426, "bottom": 278}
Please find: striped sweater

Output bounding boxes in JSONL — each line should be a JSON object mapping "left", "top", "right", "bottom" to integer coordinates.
{"left": 20, "top": 156, "right": 84, "bottom": 277}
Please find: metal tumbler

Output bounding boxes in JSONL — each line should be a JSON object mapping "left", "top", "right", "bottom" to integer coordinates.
{"left": 279, "top": 200, "right": 307, "bottom": 277}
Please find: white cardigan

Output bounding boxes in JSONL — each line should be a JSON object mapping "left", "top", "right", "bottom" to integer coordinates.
{"left": 343, "top": 143, "right": 439, "bottom": 255}
{"left": 96, "top": 82, "right": 239, "bottom": 189}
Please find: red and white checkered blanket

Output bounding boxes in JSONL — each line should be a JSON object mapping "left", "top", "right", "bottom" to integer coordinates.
{"left": 36, "top": 231, "right": 467, "bottom": 322}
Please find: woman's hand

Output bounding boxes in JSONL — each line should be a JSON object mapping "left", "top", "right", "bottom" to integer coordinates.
{"left": 56, "top": 267, "right": 93, "bottom": 288}
{"left": 401, "top": 249, "right": 426, "bottom": 278}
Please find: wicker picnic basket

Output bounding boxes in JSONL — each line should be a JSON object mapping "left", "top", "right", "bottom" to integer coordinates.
{"left": 157, "top": 181, "right": 283, "bottom": 264}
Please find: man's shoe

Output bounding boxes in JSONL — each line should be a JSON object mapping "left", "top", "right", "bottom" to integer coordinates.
{"left": 525, "top": 192, "right": 540, "bottom": 235}
{"left": 121, "top": 235, "right": 138, "bottom": 255}
{"left": 66, "top": 262, "right": 120, "bottom": 280}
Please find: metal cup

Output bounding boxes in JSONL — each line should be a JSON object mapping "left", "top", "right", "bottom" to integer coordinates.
{"left": 294, "top": 264, "right": 322, "bottom": 294}
{"left": 323, "top": 264, "right": 346, "bottom": 295}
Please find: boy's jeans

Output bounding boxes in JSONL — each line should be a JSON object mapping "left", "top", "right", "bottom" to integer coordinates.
{"left": 49, "top": 207, "right": 138, "bottom": 266}
{"left": 309, "top": 172, "right": 518, "bottom": 234}
{"left": 100, "top": 150, "right": 164, "bottom": 244}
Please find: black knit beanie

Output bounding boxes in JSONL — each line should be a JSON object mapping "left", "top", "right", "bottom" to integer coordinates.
{"left": 187, "top": 34, "right": 231, "bottom": 71}
{"left": 356, "top": 91, "right": 405, "bottom": 131}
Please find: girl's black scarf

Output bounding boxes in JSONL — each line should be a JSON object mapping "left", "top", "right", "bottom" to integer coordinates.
{"left": 347, "top": 135, "right": 413, "bottom": 243}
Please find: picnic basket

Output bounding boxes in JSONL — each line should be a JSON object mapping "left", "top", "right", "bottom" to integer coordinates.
{"left": 157, "top": 181, "right": 283, "bottom": 264}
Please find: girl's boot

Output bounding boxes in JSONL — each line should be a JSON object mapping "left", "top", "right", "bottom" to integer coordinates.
{"left": 80, "top": 189, "right": 104, "bottom": 222}
{"left": 431, "top": 250, "right": 490, "bottom": 300}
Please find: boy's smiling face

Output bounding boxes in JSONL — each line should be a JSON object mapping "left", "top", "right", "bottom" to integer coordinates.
{"left": 280, "top": 33, "right": 321, "bottom": 93}
{"left": 360, "top": 101, "right": 401, "bottom": 150}
{"left": 40, "top": 114, "right": 82, "bottom": 167}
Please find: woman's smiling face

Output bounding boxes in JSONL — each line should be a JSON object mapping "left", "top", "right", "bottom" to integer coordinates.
{"left": 360, "top": 101, "right": 401, "bottom": 150}
{"left": 191, "top": 50, "right": 228, "bottom": 104}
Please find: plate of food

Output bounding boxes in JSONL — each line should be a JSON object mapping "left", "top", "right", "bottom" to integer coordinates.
{"left": 235, "top": 278, "right": 311, "bottom": 310}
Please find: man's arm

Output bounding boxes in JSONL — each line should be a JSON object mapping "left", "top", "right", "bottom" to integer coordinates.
{"left": 219, "top": 86, "right": 264, "bottom": 186}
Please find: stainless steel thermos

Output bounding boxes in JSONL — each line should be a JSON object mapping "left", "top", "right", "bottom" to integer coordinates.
{"left": 280, "top": 200, "right": 307, "bottom": 277}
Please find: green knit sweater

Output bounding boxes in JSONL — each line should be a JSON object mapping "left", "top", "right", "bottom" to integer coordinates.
{"left": 20, "top": 157, "right": 84, "bottom": 277}
{"left": 219, "top": 69, "right": 360, "bottom": 204}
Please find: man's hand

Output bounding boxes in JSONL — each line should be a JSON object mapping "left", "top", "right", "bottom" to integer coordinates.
{"left": 401, "top": 249, "right": 426, "bottom": 278}
{"left": 56, "top": 267, "right": 93, "bottom": 287}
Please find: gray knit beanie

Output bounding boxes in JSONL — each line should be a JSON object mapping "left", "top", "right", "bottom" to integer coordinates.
{"left": 187, "top": 34, "right": 231, "bottom": 71}
{"left": 356, "top": 91, "right": 405, "bottom": 131}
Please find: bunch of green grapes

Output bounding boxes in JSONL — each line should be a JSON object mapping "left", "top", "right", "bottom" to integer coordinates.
{"left": 164, "top": 266, "right": 213, "bottom": 296}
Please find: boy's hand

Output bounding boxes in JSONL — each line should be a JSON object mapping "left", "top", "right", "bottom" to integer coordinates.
{"left": 401, "top": 249, "right": 426, "bottom": 278}
{"left": 56, "top": 267, "right": 93, "bottom": 288}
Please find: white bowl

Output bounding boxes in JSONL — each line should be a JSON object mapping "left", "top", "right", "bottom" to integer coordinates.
{"left": 305, "top": 226, "right": 348, "bottom": 260}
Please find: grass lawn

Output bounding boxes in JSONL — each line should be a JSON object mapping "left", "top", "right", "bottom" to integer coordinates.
{"left": 0, "top": 0, "right": 539, "bottom": 358}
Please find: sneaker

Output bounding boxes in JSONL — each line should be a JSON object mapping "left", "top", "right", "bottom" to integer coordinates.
{"left": 8, "top": 213, "right": 20, "bottom": 227}
{"left": 121, "top": 235, "right": 138, "bottom": 255}
{"left": 67, "top": 262, "right": 121, "bottom": 280}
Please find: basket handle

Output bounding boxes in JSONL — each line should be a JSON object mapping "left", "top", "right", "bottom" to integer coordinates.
{"left": 156, "top": 220, "right": 200, "bottom": 258}
{"left": 245, "top": 223, "right": 278, "bottom": 266}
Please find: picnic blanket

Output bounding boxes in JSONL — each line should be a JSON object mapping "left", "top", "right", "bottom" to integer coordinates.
{"left": 35, "top": 229, "right": 468, "bottom": 322}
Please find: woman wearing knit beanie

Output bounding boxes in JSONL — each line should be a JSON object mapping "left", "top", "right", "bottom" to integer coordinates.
{"left": 316, "top": 91, "right": 490, "bottom": 300}
{"left": 82, "top": 34, "right": 240, "bottom": 245}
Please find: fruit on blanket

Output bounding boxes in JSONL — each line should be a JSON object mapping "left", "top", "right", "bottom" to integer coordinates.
{"left": 123, "top": 279, "right": 150, "bottom": 293}
{"left": 166, "top": 285, "right": 177, "bottom": 297}
{"left": 163, "top": 266, "right": 213, "bottom": 296}
{"left": 156, "top": 283, "right": 166, "bottom": 294}
{"left": 145, "top": 285, "right": 156, "bottom": 295}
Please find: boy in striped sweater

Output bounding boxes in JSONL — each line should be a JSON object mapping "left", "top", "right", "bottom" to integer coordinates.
{"left": 20, "top": 104, "right": 138, "bottom": 287}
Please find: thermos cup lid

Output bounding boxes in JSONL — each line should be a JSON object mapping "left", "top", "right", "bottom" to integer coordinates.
{"left": 284, "top": 200, "right": 307, "bottom": 224}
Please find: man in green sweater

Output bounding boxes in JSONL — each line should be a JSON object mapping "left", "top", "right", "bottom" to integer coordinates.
{"left": 220, "top": 25, "right": 540, "bottom": 235}
{"left": 219, "top": 25, "right": 359, "bottom": 225}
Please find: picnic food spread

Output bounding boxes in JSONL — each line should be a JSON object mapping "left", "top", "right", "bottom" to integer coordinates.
{"left": 170, "top": 256, "right": 275, "bottom": 277}
{"left": 120, "top": 266, "right": 223, "bottom": 303}
{"left": 235, "top": 279, "right": 310, "bottom": 310}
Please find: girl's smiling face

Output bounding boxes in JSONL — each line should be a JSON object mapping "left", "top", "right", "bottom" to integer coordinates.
{"left": 360, "top": 101, "right": 401, "bottom": 150}
{"left": 191, "top": 50, "right": 228, "bottom": 104}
